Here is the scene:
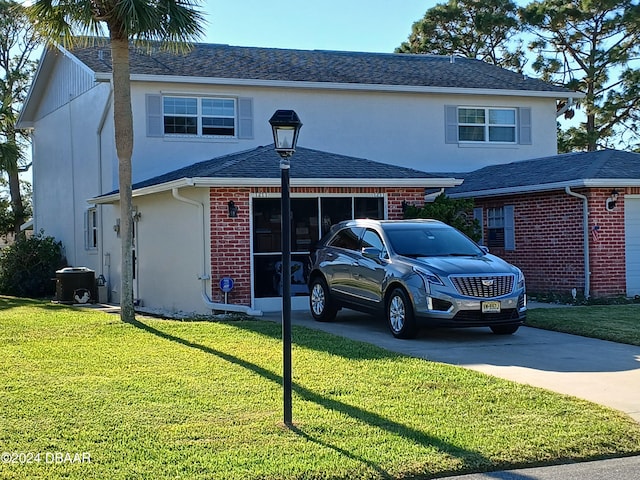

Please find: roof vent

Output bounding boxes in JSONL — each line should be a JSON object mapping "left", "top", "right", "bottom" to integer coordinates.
{"left": 450, "top": 55, "right": 455, "bottom": 64}
{"left": 98, "top": 50, "right": 104, "bottom": 61}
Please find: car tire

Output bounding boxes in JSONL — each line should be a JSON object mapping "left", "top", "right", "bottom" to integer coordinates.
{"left": 490, "top": 324, "right": 520, "bottom": 335}
{"left": 386, "top": 288, "right": 417, "bottom": 339}
{"left": 309, "top": 277, "right": 338, "bottom": 322}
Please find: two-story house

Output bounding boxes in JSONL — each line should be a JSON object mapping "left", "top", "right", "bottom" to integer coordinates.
{"left": 17, "top": 40, "right": 577, "bottom": 315}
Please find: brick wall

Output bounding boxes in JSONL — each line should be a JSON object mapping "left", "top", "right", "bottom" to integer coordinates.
{"left": 208, "top": 186, "right": 425, "bottom": 306}
{"left": 587, "top": 188, "right": 627, "bottom": 296}
{"left": 474, "top": 188, "right": 628, "bottom": 297}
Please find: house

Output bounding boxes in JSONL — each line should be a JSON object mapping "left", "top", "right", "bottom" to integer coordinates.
{"left": 16, "top": 40, "right": 577, "bottom": 314}
{"left": 447, "top": 149, "right": 640, "bottom": 299}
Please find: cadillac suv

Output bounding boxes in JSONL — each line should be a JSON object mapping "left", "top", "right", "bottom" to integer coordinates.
{"left": 308, "top": 219, "right": 526, "bottom": 338}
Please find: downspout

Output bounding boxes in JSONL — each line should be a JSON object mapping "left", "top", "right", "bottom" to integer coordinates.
{"left": 97, "top": 88, "right": 113, "bottom": 287}
{"left": 565, "top": 187, "right": 590, "bottom": 298}
{"left": 171, "top": 187, "right": 262, "bottom": 316}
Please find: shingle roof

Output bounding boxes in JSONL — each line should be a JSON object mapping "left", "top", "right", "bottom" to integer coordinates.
{"left": 129, "top": 145, "right": 445, "bottom": 191}
{"left": 70, "top": 40, "right": 570, "bottom": 94}
{"left": 448, "top": 149, "right": 640, "bottom": 196}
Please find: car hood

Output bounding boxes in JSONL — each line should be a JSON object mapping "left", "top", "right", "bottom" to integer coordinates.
{"left": 405, "top": 254, "right": 516, "bottom": 276}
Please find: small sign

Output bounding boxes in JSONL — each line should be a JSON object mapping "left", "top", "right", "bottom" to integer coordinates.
{"left": 219, "top": 277, "right": 234, "bottom": 293}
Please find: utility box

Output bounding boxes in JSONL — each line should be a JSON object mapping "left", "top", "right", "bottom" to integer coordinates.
{"left": 55, "top": 267, "right": 96, "bottom": 304}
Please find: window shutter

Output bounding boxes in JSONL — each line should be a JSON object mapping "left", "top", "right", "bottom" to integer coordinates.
{"left": 146, "top": 94, "right": 163, "bottom": 137}
{"left": 518, "top": 107, "right": 532, "bottom": 145}
{"left": 445, "top": 105, "right": 458, "bottom": 144}
{"left": 504, "top": 205, "right": 515, "bottom": 250}
{"left": 237, "top": 97, "right": 254, "bottom": 139}
{"left": 473, "top": 207, "right": 484, "bottom": 245}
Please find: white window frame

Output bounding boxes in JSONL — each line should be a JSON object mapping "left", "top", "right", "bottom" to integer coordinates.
{"left": 458, "top": 107, "right": 517, "bottom": 144}
{"left": 85, "top": 207, "right": 98, "bottom": 250}
{"left": 162, "top": 95, "right": 237, "bottom": 138}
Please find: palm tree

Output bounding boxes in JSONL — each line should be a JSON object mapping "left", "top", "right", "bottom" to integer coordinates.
{"left": 26, "top": 0, "right": 206, "bottom": 322}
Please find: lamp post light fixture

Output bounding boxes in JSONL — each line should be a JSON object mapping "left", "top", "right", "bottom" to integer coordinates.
{"left": 269, "top": 109, "right": 302, "bottom": 427}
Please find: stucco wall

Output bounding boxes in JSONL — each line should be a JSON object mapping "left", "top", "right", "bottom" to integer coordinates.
{"left": 129, "top": 82, "right": 559, "bottom": 180}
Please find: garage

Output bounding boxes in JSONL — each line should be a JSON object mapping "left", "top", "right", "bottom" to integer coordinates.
{"left": 625, "top": 195, "right": 640, "bottom": 296}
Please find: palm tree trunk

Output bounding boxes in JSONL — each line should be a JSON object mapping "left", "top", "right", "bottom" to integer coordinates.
{"left": 110, "top": 36, "right": 135, "bottom": 323}
{"left": 8, "top": 168, "right": 24, "bottom": 236}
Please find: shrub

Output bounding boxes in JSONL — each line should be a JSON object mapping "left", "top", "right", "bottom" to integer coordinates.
{"left": 403, "top": 193, "right": 482, "bottom": 242}
{"left": 0, "top": 231, "right": 67, "bottom": 298}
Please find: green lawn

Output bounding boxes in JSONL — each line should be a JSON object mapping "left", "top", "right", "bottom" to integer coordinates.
{"left": 527, "top": 304, "right": 640, "bottom": 346}
{"left": 2, "top": 296, "right": 640, "bottom": 480}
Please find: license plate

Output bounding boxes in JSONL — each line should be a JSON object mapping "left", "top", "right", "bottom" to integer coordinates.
{"left": 482, "top": 301, "right": 501, "bottom": 314}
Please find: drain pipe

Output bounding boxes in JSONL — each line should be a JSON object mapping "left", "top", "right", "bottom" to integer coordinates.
{"left": 171, "top": 187, "right": 262, "bottom": 316}
{"left": 565, "top": 187, "right": 590, "bottom": 298}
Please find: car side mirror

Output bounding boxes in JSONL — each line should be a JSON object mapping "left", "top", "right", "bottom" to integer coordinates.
{"left": 362, "top": 247, "right": 383, "bottom": 262}
{"left": 480, "top": 245, "right": 489, "bottom": 254}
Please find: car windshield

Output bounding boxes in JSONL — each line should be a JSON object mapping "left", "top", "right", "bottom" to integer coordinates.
{"left": 384, "top": 225, "right": 483, "bottom": 257}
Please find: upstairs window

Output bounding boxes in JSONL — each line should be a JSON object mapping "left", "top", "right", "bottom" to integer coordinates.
{"left": 163, "top": 96, "right": 236, "bottom": 137}
{"left": 458, "top": 107, "right": 516, "bottom": 143}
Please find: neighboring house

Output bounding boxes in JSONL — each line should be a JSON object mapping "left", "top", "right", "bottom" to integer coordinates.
{"left": 16, "top": 39, "right": 577, "bottom": 314}
{"left": 447, "top": 149, "right": 640, "bottom": 298}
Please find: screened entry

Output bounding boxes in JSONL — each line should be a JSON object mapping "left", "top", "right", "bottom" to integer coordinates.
{"left": 253, "top": 196, "right": 384, "bottom": 298}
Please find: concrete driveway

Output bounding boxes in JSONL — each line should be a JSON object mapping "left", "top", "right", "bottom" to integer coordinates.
{"left": 267, "top": 306, "right": 640, "bottom": 423}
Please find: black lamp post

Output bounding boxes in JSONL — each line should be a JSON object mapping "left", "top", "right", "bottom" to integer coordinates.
{"left": 269, "top": 109, "right": 302, "bottom": 427}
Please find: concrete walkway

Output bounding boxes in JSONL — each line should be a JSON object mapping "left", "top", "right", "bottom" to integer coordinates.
{"left": 264, "top": 305, "right": 640, "bottom": 423}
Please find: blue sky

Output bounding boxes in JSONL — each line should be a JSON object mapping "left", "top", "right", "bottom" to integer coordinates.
{"left": 202, "top": 1, "right": 433, "bottom": 53}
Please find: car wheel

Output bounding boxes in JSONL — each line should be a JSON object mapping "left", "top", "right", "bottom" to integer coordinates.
{"left": 309, "top": 277, "right": 338, "bottom": 322}
{"left": 386, "top": 288, "right": 417, "bottom": 339}
{"left": 490, "top": 324, "right": 520, "bottom": 335}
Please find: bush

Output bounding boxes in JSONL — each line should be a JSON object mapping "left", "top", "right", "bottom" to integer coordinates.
{"left": 403, "top": 193, "right": 482, "bottom": 242}
{"left": 0, "top": 231, "right": 67, "bottom": 298}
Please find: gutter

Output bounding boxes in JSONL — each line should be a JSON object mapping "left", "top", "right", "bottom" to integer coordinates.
{"left": 557, "top": 97, "right": 575, "bottom": 118}
{"left": 565, "top": 187, "right": 590, "bottom": 298}
{"left": 96, "top": 71, "right": 578, "bottom": 99}
{"left": 171, "top": 187, "right": 262, "bottom": 316}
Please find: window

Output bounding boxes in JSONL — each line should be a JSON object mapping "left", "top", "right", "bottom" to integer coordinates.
{"left": 487, "top": 207, "right": 505, "bottom": 248}
{"left": 486, "top": 206, "right": 515, "bottom": 251}
{"left": 252, "top": 195, "right": 385, "bottom": 298}
{"left": 163, "top": 96, "right": 236, "bottom": 137}
{"left": 458, "top": 107, "right": 516, "bottom": 143}
{"left": 85, "top": 208, "right": 98, "bottom": 250}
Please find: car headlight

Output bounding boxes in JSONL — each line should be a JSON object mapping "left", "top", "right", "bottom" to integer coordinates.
{"left": 516, "top": 268, "right": 525, "bottom": 290}
{"left": 413, "top": 267, "right": 444, "bottom": 293}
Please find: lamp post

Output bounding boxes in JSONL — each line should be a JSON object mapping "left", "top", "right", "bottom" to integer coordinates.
{"left": 269, "top": 109, "right": 302, "bottom": 427}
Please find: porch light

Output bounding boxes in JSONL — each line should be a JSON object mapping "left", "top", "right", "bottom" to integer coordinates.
{"left": 269, "top": 109, "right": 302, "bottom": 428}
{"left": 606, "top": 189, "right": 619, "bottom": 211}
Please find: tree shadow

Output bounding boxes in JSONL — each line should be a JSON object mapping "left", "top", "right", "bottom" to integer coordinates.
{"left": 125, "top": 317, "right": 489, "bottom": 477}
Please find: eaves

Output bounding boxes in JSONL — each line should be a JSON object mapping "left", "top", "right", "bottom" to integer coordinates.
{"left": 94, "top": 72, "right": 582, "bottom": 100}
{"left": 449, "top": 178, "right": 640, "bottom": 199}
{"left": 91, "top": 176, "right": 462, "bottom": 205}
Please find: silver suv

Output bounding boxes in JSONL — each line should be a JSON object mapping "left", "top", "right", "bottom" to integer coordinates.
{"left": 308, "top": 219, "right": 526, "bottom": 338}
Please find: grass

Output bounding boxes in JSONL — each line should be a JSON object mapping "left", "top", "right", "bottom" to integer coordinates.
{"left": 1, "top": 296, "right": 640, "bottom": 479}
{"left": 527, "top": 304, "right": 640, "bottom": 346}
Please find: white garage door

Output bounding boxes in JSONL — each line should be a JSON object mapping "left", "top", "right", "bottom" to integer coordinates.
{"left": 625, "top": 196, "right": 640, "bottom": 296}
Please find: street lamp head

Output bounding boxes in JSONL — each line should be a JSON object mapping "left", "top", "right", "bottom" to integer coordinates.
{"left": 269, "top": 110, "right": 303, "bottom": 158}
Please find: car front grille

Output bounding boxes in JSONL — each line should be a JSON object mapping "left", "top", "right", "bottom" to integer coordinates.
{"left": 450, "top": 274, "right": 515, "bottom": 298}
{"left": 453, "top": 309, "right": 520, "bottom": 323}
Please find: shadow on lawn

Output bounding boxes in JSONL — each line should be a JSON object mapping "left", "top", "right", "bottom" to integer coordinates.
{"left": 125, "top": 317, "right": 491, "bottom": 478}
{"left": 0, "top": 295, "right": 73, "bottom": 312}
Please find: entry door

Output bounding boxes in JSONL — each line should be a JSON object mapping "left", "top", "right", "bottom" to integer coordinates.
{"left": 625, "top": 196, "right": 640, "bottom": 296}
